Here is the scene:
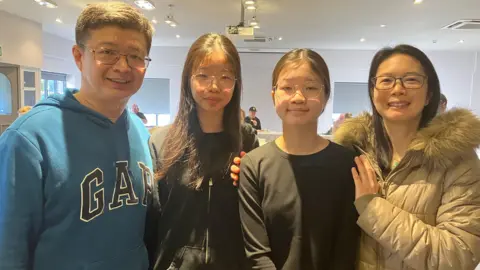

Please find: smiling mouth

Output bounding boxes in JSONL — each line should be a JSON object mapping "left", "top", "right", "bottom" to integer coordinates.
{"left": 107, "top": 78, "right": 131, "bottom": 84}
{"left": 388, "top": 101, "right": 410, "bottom": 108}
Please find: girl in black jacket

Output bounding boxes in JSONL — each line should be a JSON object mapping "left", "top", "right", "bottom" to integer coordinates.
{"left": 145, "top": 33, "right": 258, "bottom": 270}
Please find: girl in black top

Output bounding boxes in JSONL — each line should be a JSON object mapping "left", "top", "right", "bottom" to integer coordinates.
{"left": 145, "top": 33, "right": 258, "bottom": 270}
{"left": 238, "top": 49, "right": 359, "bottom": 270}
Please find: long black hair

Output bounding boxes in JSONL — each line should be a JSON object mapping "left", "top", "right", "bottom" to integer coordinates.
{"left": 368, "top": 44, "right": 441, "bottom": 173}
{"left": 156, "top": 33, "right": 242, "bottom": 188}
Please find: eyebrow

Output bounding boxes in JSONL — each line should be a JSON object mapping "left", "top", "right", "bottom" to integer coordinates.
{"left": 96, "top": 42, "right": 144, "bottom": 53}
{"left": 377, "top": 72, "right": 425, "bottom": 77}
{"left": 282, "top": 77, "right": 318, "bottom": 81}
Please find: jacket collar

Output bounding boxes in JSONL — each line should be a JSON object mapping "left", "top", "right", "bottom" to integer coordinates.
{"left": 334, "top": 108, "right": 480, "bottom": 169}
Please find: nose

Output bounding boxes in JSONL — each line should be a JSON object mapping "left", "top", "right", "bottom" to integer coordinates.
{"left": 113, "top": 55, "right": 131, "bottom": 73}
{"left": 290, "top": 87, "right": 306, "bottom": 103}
{"left": 207, "top": 76, "right": 221, "bottom": 92}
{"left": 391, "top": 78, "right": 406, "bottom": 95}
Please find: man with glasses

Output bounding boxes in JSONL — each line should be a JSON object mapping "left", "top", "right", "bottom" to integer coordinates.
{"left": 0, "top": 3, "right": 154, "bottom": 270}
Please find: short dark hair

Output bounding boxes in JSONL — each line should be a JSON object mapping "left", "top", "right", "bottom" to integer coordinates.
{"left": 75, "top": 2, "right": 154, "bottom": 53}
{"left": 440, "top": 93, "right": 447, "bottom": 103}
{"left": 368, "top": 44, "right": 441, "bottom": 174}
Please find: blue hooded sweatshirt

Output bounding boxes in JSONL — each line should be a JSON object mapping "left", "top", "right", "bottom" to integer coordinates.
{"left": 0, "top": 91, "right": 154, "bottom": 270}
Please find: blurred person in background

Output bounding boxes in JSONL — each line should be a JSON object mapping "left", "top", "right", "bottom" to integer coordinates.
{"left": 244, "top": 106, "right": 262, "bottom": 130}
{"left": 133, "top": 103, "right": 148, "bottom": 124}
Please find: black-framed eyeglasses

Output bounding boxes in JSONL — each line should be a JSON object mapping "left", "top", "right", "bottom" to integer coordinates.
{"left": 80, "top": 45, "right": 152, "bottom": 70}
{"left": 372, "top": 74, "right": 427, "bottom": 91}
{"left": 191, "top": 73, "right": 237, "bottom": 90}
{"left": 273, "top": 83, "right": 324, "bottom": 99}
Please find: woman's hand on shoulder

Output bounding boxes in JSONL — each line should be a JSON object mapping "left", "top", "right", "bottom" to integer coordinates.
{"left": 352, "top": 155, "right": 380, "bottom": 200}
{"left": 231, "top": 151, "right": 246, "bottom": 186}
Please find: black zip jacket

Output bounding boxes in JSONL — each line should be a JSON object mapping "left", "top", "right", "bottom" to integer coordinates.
{"left": 145, "top": 124, "right": 259, "bottom": 270}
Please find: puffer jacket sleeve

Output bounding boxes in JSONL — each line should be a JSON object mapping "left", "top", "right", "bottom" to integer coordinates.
{"left": 357, "top": 158, "right": 480, "bottom": 270}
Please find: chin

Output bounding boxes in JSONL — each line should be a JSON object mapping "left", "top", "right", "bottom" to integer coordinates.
{"left": 283, "top": 117, "right": 315, "bottom": 126}
{"left": 383, "top": 112, "right": 419, "bottom": 123}
{"left": 106, "top": 87, "right": 138, "bottom": 98}
{"left": 199, "top": 104, "right": 226, "bottom": 113}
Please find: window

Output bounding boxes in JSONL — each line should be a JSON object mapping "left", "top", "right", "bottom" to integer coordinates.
{"left": 143, "top": 113, "right": 171, "bottom": 126}
{"left": 0, "top": 73, "right": 12, "bottom": 115}
{"left": 128, "top": 78, "right": 171, "bottom": 126}
{"left": 333, "top": 82, "right": 370, "bottom": 116}
{"left": 41, "top": 72, "right": 67, "bottom": 99}
{"left": 144, "top": 114, "right": 157, "bottom": 126}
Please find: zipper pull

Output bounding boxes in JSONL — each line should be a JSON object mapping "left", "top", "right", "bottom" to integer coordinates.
{"left": 209, "top": 178, "right": 213, "bottom": 187}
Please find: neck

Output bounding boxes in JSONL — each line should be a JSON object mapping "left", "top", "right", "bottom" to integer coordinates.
{"left": 383, "top": 118, "right": 420, "bottom": 159}
{"left": 277, "top": 122, "right": 328, "bottom": 155}
{"left": 74, "top": 90, "right": 127, "bottom": 122}
{"left": 197, "top": 108, "right": 223, "bottom": 133}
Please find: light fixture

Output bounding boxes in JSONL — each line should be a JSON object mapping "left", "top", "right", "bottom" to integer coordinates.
{"left": 134, "top": 0, "right": 155, "bottom": 10}
{"left": 34, "top": 0, "right": 58, "bottom": 8}
{"left": 176, "top": 35, "right": 180, "bottom": 38}
{"left": 250, "top": 16, "right": 258, "bottom": 26}
{"left": 246, "top": 5, "right": 256, "bottom": 10}
{"left": 245, "top": 0, "right": 255, "bottom": 4}
{"left": 380, "top": 24, "right": 386, "bottom": 28}
{"left": 459, "top": 39, "right": 465, "bottom": 43}
{"left": 278, "top": 37, "right": 283, "bottom": 41}
{"left": 55, "top": 18, "right": 62, "bottom": 23}
{"left": 151, "top": 17, "right": 158, "bottom": 24}
{"left": 164, "top": 5, "right": 179, "bottom": 28}
{"left": 253, "top": 25, "right": 260, "bottom": 29}
{"left": 414, "top": 0, "right": 423, "bottom": 4}
{"left": 360, "top": 38, "right": 366, "bottom": 42}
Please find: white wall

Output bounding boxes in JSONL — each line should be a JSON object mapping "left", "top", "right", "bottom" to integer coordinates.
{"left": 144, "top": 47, "right": 480, "bottom": 133}
{"left": 471, "top": 52, "right": 480, "bottom": 116}
{"left": 42, "top": 33, "right": 81, "bottom": 89}
{"left": 39, "top": 33, "right": 480, "bottom": 131}
{"left": 0, "top": 11, "right": 42, "bottom": 68}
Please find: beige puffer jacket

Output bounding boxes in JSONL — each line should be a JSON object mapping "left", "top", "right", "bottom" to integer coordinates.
{"left": 334, "top": 108, "right": 480, "bottom": 270}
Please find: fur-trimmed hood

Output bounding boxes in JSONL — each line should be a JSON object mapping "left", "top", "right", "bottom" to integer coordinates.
{"left": 334, "top": 108, "right": 480, "bottom": 169}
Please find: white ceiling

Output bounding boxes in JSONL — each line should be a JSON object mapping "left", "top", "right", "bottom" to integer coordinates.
{"left": 1, "top": 0, "right": 480, "bottom": 51}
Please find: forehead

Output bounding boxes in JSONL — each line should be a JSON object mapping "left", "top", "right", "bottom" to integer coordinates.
{"left": 86, "top": 26, "right": 148, "bottom": 52}
{"left": 377, "top": 54, "right": 424, "bottom": 75}
{"left": 278, "top": 62, "right": 320, "bottom": 81}
{"left": 195, "top": 50, "right": 233, "bottom": 72}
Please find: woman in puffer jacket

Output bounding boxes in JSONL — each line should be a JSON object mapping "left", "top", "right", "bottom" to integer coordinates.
{"left": 334, "top": 44, "right": 480, "bottom": 270}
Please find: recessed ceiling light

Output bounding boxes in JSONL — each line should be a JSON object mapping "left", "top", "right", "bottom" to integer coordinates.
{"left": 34, "top": 0, "right": 58, "bottom": 8}
{"left": 380, "top": 24, "right": 386, "bottom": 28}
{"left": 278, "top": 37, "right": 283, "bottom": 41}
{"left": 414, "top": 0, "right": 423, "bottom": 4}
{"left": 170, "top": 23, "right": 177, "bottom": 27}
{"left": 360, "top": 38, "right": 366, "bottom": 42}
{"left": 55, "top": 18, "right": 62, "bottom": 23}
{"left": 151, "top": 18, "right": 158, "bottom": 24}
{"left": 134, "top": 0, "right": 155, "bottom": 10}
{"left": 176, "top": 35, "right": 180, "bottom": 38}
{"left": 246, "top": 5, "right": 256, "bottom": 10}
{"left": 459, "top": 39, "right": 465, "bottom": 43}
{"left": 245, "top": 0, "right": 255, "bottom": 4}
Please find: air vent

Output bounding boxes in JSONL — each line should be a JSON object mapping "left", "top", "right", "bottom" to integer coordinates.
{"left": 443, "top": 19, "right": 480, "bottom": 30}
{"left": 244, "top": 37, "right": 267, "bottom": 43}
